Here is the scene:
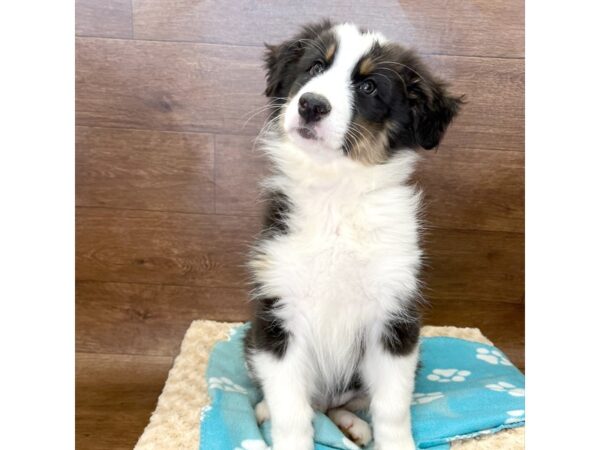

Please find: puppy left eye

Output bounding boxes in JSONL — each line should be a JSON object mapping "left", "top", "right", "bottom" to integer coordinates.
{"left": 309, "top": 61, "right": 325, "bottom": 76}
{"left": 358, "top": 80, "right": 376, "bottom": 95}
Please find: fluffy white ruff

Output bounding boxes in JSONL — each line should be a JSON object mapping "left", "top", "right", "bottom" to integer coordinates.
{"left": 248, "top": 135, "right": 422, "bottom": 449}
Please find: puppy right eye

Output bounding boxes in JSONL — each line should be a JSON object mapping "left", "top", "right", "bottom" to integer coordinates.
{"left": 309, "top": 61, "right": 325, "bottom": 76}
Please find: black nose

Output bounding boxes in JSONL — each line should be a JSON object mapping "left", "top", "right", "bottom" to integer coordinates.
{"left": 298, "top": 93, "right": 331, "bottom": 123}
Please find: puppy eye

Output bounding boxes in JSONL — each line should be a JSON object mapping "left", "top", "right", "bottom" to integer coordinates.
{"left": 358, "top": 80, "right": 376, "bottom": 95}
{"left": 309, "top": 61, "right": 325, "bottom": 76}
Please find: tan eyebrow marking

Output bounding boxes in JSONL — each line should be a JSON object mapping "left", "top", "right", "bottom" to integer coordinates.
{"left": 359, "top": 57, "right": 375, "bottom": 76}
{"left": 325, "top": 44, "right": 336, "bottom": 62}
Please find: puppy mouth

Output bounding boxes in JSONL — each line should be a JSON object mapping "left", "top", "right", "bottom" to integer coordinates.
{"left": 296, "top": 126, "right": 318, "bottom": 140}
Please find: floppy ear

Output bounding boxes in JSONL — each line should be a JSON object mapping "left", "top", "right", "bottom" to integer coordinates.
{"left": 264, "top": 19, "right": 333, "bottom": 98}
{"left": 263, "top": 40, "right": 304, "bottom": 98}
{"left": 408, "top": 77, "right": 463, "bottom": 150}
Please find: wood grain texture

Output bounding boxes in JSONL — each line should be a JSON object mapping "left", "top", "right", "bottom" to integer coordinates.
{"left": 76, "top": 38, "right": 523, "bottom": 152}
{"left": 132, "top": 0, "right": 524, "bottom": 58}
{"left": 415, "top": 149, "right": 524, "bottom": 233}
{"left": 76, "top": 280, "right": 251, "bottom": 356}
{"left": 75, "top": 279, "right": 523, "bottom": 370}
{"left": 76, "top": 280, "right": 524, "bottom": 370}
{"left": 76, "top": 207, "right": 522, "bottom": 304}
{"left": 422, "top": 228, "right": 524, "bottom": 305}
{"left": 76, "top": 126, "right": 215, "bottom": 213}
{"left": 76, "top": 38, "right": 265, "bottom": 133}
{"left": 423, "top": 55, "right": 524, "bottom": 152}
{"left": 76, "top": 207, "right": 261, "bottom": 287}
{"left": 215, "top": 134, "right": 269, "bottom": 215}
{"left": 215, "top": 135, "right": 524, "bottom": 233}
{"left": 76, "top": 0, "right": 133, "bottom": 38}
{"left": 76, "top": 352, "right": 172, "bottom": 450}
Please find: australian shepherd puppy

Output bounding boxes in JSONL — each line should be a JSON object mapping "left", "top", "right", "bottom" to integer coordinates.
{"left": 243, "top": 20, "right": 462, "bottom": 450}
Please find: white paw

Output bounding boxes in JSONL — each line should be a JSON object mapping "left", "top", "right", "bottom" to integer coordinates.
{"left": 254, "top": 400, "right": 270, "bottom": 424}
{"left": 207, "top": 376, "right": 247, "bottom": 394}
{"left": 340, "top": 418, "right": 372, "bottom": 447}
{"left": 411, "top": 391, "right": 444, "bottom": 405}
{"left": 234, "top": 439, "right": 271, "bottom": 450}
{"left": 486, "top": 381, "right": 525, "bottom": 397}
{"left": 476, "top": 348, "right": 512, "bottom": 366}
{"left": 426, "top": 368, "right": 471, "bottom": 383}
{"left": 505, "top": 409, "right": 525, "bottom": 424}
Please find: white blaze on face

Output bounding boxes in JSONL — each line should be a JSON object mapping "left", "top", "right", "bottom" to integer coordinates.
{"left": 283, "top": 24, "right": 387, "bottom": 159}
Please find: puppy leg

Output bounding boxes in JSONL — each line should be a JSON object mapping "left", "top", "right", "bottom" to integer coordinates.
{"left": 254, "top": 399, "right": 270, "bottom": 424}
{"left": 362, "top": 345, "right": 418, "bottom": 450}
{"left": 251, "top": 347, "right": 314, "bottom": 450}
{"left": 327, "top": 407, "right": 372, "bottom": 447}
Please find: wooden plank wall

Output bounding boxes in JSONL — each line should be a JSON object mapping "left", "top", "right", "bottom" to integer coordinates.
{"left": 75, "top": 1, "right": 524, "bottom": 449}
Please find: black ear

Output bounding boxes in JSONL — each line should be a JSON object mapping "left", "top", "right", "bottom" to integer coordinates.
{"left": 264, "top": 19, "right": 333, "bottom": 98}
{"left": 263, "top": 40, "right": 303, "bottom": 98}
{"left": 409, "top": 77, "right": 463, "bottom": 150}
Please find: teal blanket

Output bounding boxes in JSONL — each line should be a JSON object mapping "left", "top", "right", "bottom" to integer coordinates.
{"left": 200, "top": 323, "right": 525, "bottom": 450}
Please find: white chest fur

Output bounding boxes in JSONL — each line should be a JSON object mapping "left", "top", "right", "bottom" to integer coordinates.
{"left": 250, "top": 141, "right": 423, "bottom": 397}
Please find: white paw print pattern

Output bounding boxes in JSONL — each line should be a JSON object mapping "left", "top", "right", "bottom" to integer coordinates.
{"left": 476, "top": 348, "right": 512, "bottom": 366}
{"left": 427, "top": 368, "right": 471, "bottom": 383}
{"left": 412, "top": 392, "right": 444, "bottom": 405}
{"left": 227, "top": 325, "right": 242, "bottom": 341}
{"left": 505, "top": 409, "right": 525, "bottom": 424}
{"left": 199, "top": 404, "right": 212, "bottom": 422}
{"left": 342, "top": 436, "right": 361, "bottom": 450}
{"left": 234, "top": 439, "right": 271, "bottom": 450}
{"left": 208, "top": 376, "right": 248, "bottom": 394}
{"left": 486, "top": 381, "right": 525, "bottom": 397}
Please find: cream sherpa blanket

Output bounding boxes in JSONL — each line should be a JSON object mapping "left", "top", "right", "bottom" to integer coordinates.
{"left": 134, "top": 321, "right": 524, "bottom": 450}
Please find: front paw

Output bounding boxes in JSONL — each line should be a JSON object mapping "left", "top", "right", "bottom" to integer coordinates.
{"left": 341, "top": 418, "right": 372, "bottom": 447}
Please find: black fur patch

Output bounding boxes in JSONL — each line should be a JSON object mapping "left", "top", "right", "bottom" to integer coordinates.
{"left": 380, "top": 309, "right": 421, "bottom": 356}
{"left": 349, "top": 42, "right": 463, "bottom": 153}
{"left": 343, "top": 371, "right": 363, "bottom": 393}
{"left": 244, "top": 297, "right": 289, "bottom": 359}
{"left": 261, "top": 190, "right": 291, "bottom": 237}
{"left": 264, "top": 20, "right": 337, "bottom": 112}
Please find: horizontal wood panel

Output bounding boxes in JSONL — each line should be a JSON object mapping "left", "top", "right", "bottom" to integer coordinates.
{"left": 76, "top": 280, "right": 252, "bottom": 356}
{"left": 76, "top": 280, "right": 523, "bottom": 369}
{"left": 215, "top": 134, "right": 269, "bottom": 216}
{"left": 76, "top": 126, "right": 215, "bottom": 213}
{"left": 76, "top": 38, "right": 523, "bottom": 152}
{"left": 132, "top": 0, "right": 523, "bottom": 58}
{"left": 76, "top": 352, "right": 172, "bottom": 450}
{"left": 216, "top": 135, "right": 524, "bottom": 233}
{"left": 423, "top": 55, "right": 524, "bottom": 151}
{"left": 76, "top": 207, "right": 522, "bottom": 304}
{"left": 76, "top": 0, "right": 133, "bottom": 38}
{"left": 76, "top": 207, "right": 261, "bottom": 287}
{"left": 422, "top": 228, "right": 524, "bottom": 304}
{"left": 76, "top": 38, "right": 265, "bottom": 133}
{"left": 415, "top": 149, "right": 524, "bottom": 233}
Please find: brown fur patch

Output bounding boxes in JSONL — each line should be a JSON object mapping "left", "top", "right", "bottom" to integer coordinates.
{"left": 359, "top": 57, "right": 375, "bottom": 76}
{"left": 347, "top": 118, "right": 392, "bottom": 165}
{"left": 325, "top": 44, "right": 336, "bottom": 63}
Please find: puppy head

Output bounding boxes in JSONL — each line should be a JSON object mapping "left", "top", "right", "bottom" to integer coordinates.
{"left": 264, "top": 20, "right": 463, "bottom": 164}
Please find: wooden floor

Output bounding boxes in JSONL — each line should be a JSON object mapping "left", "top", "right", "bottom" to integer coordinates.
{"left": 75, "top": 1, "right": 524, "bottom": 449}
